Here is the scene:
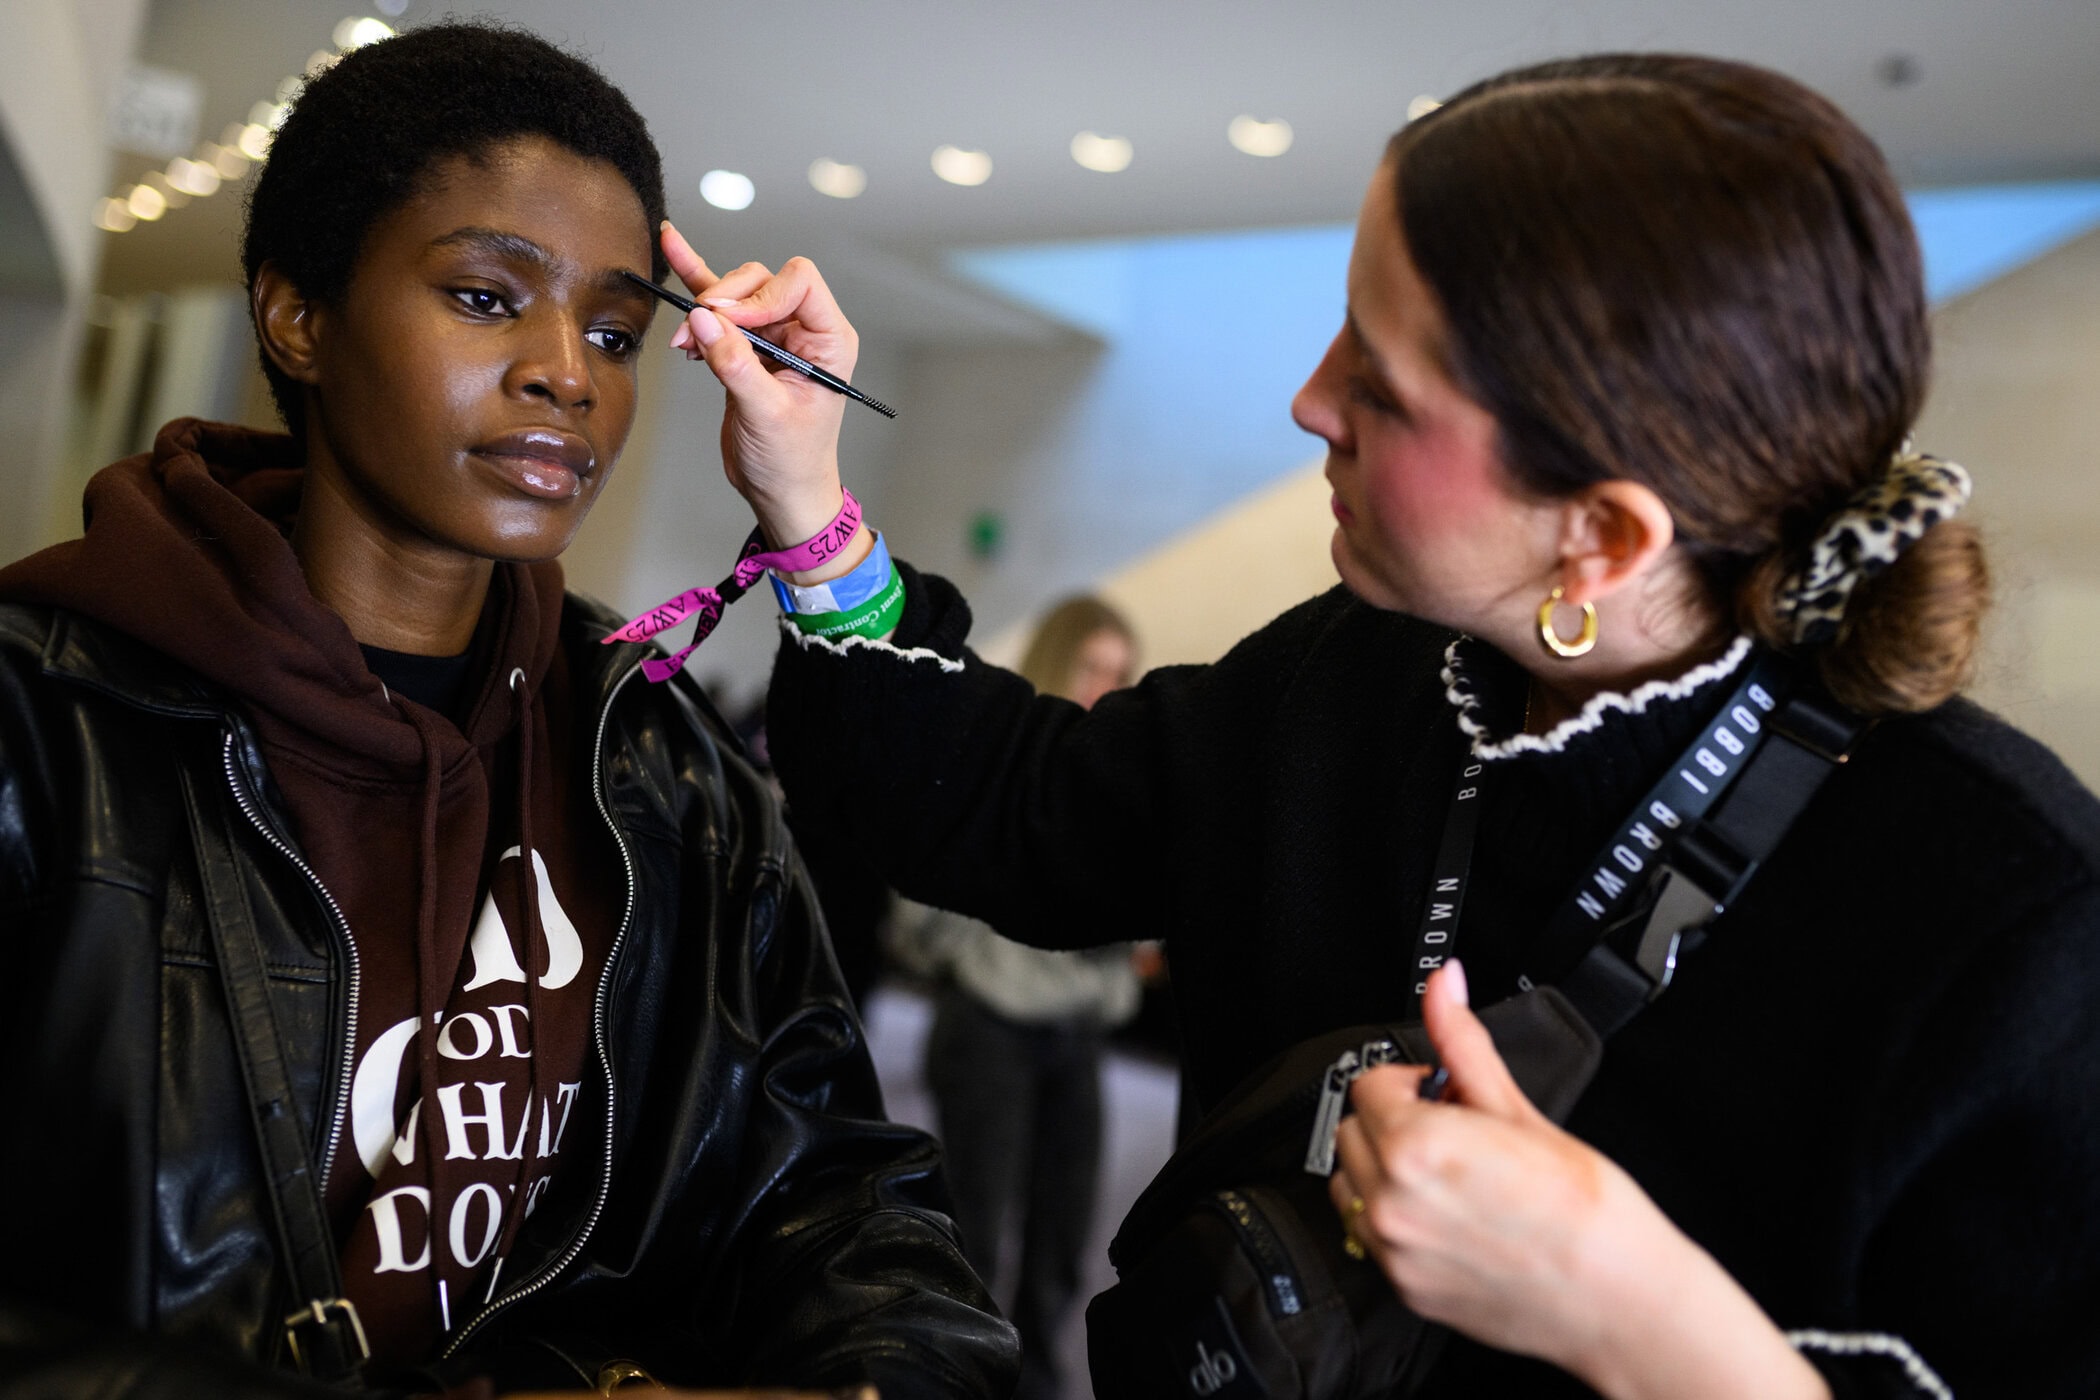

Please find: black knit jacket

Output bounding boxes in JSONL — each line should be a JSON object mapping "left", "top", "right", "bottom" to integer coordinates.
{"left": 767, "top": 564, "right": 2100, "bottom": 1399}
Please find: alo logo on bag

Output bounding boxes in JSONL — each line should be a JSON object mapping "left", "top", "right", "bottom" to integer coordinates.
{"left": 1181, "top": 1297, "right": 1258, "bottom": 1397}
{"left": 1190, "top": 1342, "right": 1238, "bottom": 1395}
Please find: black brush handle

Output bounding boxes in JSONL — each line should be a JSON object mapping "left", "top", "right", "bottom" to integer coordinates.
{"left": 621, "top": 270, "right": 898, "bottom": 418}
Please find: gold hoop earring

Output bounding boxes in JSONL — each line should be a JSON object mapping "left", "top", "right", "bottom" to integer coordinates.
{"left": 1537, "top": 586, "right": 1598, "bottom": 659}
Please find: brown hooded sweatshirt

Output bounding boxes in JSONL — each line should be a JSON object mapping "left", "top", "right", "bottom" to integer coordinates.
{"left": 0, "top": 419, "right": 621, "bottom": 1366}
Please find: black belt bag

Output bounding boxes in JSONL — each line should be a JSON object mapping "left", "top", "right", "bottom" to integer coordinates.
{"left": 1086, "top": 987, "right": 1601, "bottom": 1400}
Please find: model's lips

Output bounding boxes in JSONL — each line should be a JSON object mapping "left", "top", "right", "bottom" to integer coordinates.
{"left": 472, "top": 429, "right": 595, "bottom": 500}
{"left": 1330, "top": 491, "right": 1355, "bottom": 525}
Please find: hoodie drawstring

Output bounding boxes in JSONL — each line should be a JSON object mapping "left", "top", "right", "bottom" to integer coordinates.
{"left": 397, "top": 701, "right": 452, "bottom": 1331}
{"left": 492, "top": 665, "right": 544, "bottom": 1276}
{"left": 395, "top": 663, "right": 547, "bottom": 1325}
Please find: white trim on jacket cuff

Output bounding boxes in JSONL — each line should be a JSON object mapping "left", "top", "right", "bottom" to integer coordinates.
{"left": 1785, "top": 1329, "right": 1952, "bottom": 1399}
{"left": 781, "top": 617, "right": 967, "bottom": 673}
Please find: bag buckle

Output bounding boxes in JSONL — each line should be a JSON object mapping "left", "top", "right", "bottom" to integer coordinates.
{"left": 1632, "top": 867, "right": 1722, "bottom": 1000}
{"left": 283, "top": 1296, "right": 371, "bottom": 1373}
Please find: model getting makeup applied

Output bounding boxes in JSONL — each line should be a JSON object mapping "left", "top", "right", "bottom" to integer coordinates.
{"left": 0, "top": 22, "right": 1014, "bottom": 1400}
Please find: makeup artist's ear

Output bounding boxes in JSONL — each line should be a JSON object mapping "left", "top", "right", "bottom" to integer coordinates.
{"left": 251, "top": 261, "right": 325, "bottom": 388}
{"left": 1553, "top": 478, "right": 1676, "bottom": 606}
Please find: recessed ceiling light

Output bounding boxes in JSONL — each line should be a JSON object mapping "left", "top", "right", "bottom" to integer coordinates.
{"left": 932, "top": 145, "right": 993, "bottom": 187}
{"left": 125, "top": 184, "right": 167, "bottom": 221}
{"left": 141, "top": 171, "right": 188, "bottom": 209}
{"left": 165, "top": 156, "right": 221, "bottom": 197}
{"left": 206, "top": 143, "right": 251, "bottom": 180}
{"left": 1070, "top": 132, "right": 1134, "bottom": 173}
{"left": 95, "top": 197, "right": 138, "bottom": 233}
{"left": 700, "top": 169, "right": 756, "bottom": 211}
{"left": 332, "top": 16, "right": 396, "bottom": 50}
{"left": 1227, "top": 115, "right": 1293, "bottom": 158}
{"left": 809, "top": 158, "right": 866, "bottom": 199}
{"left": 1407, "top": 95, "right": 1443, "bottom": 121}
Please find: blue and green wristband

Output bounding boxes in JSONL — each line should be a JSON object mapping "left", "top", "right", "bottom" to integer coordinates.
{"left": 770, "top": 531, "right": 893, "bottom": 615}
{"left": 786, "top": 564, "right": 907, "bottom": 641}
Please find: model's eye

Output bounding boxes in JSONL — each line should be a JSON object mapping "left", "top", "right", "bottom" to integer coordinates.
{"left": 452, "top": 287, "right": 513, "bottom": 316}
{"left": 585, "top": 326, "right": 639, "bottom": 358}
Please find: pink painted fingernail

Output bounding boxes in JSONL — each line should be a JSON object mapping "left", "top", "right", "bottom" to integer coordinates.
{"left": 669, "top": 323, "right": 691, "bottom": 350}
{"left": 689, "top": 310, "right": 721, "bottom": 347}
{"left": 1443, "top": 958, "right": 1469, "bottom": 1007}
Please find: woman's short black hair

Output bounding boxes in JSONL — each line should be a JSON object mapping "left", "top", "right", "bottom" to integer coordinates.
{"left": 242, "top": 22, "right": 668, "bottom": 436}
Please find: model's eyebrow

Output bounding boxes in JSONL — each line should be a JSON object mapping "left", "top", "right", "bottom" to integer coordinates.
{"left": 601, "top": 266, "right": 659, "bottom": 303}
{"left": 431, "top": 226, "right": 656, "bottom": 309}
{"left": 429, "top": 225, "right": 558, "bottom": 273}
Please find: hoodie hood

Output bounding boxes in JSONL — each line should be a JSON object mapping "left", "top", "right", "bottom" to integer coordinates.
{"left": 0, "top": 417, "right": 564, "bottom": 768}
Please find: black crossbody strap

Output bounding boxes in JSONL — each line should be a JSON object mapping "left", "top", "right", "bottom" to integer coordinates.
{"left": 1558, "top": 688, "right": 1869, "bottom": 1036}
{"left": 178, "top": 763, "right": 370, "bottom": 1385}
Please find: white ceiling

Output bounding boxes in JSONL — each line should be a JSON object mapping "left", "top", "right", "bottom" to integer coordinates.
{"left": 100, "top": 0, "right": 2100, "bottom": 340}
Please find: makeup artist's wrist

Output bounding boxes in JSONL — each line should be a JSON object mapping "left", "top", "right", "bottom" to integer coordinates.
{"left": 749, "top": 481, "right": 873, "bottom": 585}
{"left": 749, "top": 482, "right": 839, "bottom": 551}
{"left": 778, "top": 527, "right": 874, "bottom": 586}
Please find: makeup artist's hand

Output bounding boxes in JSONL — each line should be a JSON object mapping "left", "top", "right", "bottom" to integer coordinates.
{"left": 659, "top": 223, "right": 864, "bottom": 574}
{"left": 1330, "top": 961, "right": 1827, "bottom": 1400}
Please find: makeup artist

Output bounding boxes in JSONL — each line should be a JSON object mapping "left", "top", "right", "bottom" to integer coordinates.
{"left": 0, "top": 22, "right": 1015, "bottom": 1400}
{"left": 671, "top": 53, "right": 2100, "bottom": 1400}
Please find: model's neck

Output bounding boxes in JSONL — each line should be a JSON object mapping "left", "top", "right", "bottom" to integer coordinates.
{"left": 291, "top": 463, "right": 494, "bottom": 656}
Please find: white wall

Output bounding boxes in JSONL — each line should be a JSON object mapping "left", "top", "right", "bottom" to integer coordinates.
{"left": 0, "top": 0, "right": 149, "bottom": 560}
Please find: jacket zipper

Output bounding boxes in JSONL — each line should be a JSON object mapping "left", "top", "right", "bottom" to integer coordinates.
{"left": 219, "top": 732, "right": 362, "bottom": 1189}
{"left": 441, "top": 656, "right": 643, "bottom": 1355}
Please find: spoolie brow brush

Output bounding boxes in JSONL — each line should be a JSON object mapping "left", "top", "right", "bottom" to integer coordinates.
{"left": 620, "top": 269, "right": 898, "bottom": 419}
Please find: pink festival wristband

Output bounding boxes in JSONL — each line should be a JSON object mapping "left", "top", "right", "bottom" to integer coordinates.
{"left": 602, "top": 488, "right": 863, "bottom": 683}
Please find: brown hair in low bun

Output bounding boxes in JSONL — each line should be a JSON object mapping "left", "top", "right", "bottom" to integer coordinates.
{"left": 1741, "top": 521, "right": 1989, "bottom": 714}
{"left": 1388, "top": 53, "right": 1988, "bottom": 714}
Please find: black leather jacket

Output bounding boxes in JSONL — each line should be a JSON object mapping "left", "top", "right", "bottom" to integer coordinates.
{"left": 0, "top": 598, "right": 1017, "bottom": 1398}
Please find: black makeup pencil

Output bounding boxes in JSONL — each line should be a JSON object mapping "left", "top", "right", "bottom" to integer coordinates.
{"left": 621, "top": 269, "right": 897, "bottom": 419}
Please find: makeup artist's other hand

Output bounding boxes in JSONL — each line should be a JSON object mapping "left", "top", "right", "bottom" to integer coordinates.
{"left": 1330, "top": 961, "right": 1826, "bottom": 1400}
{"left": 660, "top": 222, "right": 855, "bottom": 554}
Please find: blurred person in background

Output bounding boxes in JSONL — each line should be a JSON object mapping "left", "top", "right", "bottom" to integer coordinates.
{"left": 889, "top": 596, "right": 1143, "bottom": 1400}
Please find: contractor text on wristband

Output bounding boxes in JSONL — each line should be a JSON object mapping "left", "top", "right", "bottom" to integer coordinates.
{"left": 787, "top": 566, "right": 907, "bottom": 642}
{"left": 602, "top": 488, "right": 863, "bottom": 682}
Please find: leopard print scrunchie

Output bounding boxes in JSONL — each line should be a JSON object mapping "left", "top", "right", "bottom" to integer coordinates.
{"left": 1775, "top": 450, "right": 1972, "bottom": 646}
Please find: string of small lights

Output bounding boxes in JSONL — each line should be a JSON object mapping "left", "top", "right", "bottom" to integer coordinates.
{"left": 92, "top": 20, "right": 1443, "bottom": 229}
{"left": 94, "top": 17, "right": 397, "bottom": 234}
